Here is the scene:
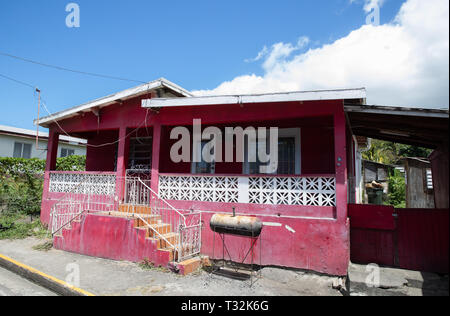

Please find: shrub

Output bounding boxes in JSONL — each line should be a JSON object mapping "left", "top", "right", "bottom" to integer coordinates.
{"left": 56, "top": 155, "right": 86, "bottom": 171}
{"left": 0, "top": 155, "right": 85, "bottom": 218}
{"left": 385, "top": 169, "right": 406, "bottom": 208}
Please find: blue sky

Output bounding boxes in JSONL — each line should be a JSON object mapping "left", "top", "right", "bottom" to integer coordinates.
{"left": 1, "top": 0, "right": 447, "bottom": 131}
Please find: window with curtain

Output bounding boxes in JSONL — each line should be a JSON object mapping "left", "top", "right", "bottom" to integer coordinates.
{"left": 244, "top": 128, "right": 301, "bottom": 175}
{"left": 13, "top": 142, "right": 32, "bottom": 159}
{"left": 60, "top": 148, "right": 75, "bottom": 158}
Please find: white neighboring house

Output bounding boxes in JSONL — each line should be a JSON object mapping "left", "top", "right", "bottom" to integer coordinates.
{"left": 0, "top": 125, "right": 86, "bottom": 159}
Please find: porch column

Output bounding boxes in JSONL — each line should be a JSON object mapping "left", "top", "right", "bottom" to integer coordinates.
{"left": 41, "top": 129, "right": 59, "bottom": 224}
{"left": 150, "top": 123, "right": 162, "bottom": 194}
{"left": 116, "top": 127, "right": 130, "bottom": 201}
{"left": 45, "top": 129, "right": 59, "bottom": 171}
{"left": 334, "top": 108, "right": 348, "bottom": 222}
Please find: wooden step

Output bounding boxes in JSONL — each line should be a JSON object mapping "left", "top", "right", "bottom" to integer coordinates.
{"left": 118, "top": 204, "right": 152, "bottom": 215}
{"left": 134, "top": 215, "right": 161, "bottom": 228}
{"left": 177, "top": 257, "right": 202, "bottom": 275}
{"left": 157, "top": 232, "right": 180, "bottom": 249}
{"left": 146, "top": 223, "right": 172, "bottom": 238}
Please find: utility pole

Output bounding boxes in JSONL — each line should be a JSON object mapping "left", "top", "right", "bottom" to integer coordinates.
{"left": 36, "top": 87, "right": 41, "bottom": 150}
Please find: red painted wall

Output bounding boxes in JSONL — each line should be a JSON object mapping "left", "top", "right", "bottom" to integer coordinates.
{"left": 167, "top": 199, "right": 349, "bottom": 276}
{"left": 349, "top": 204, "right": 449, "bottom": 273}
{"left": 53, "top": 213, "right": 171, "bottom": 266}
{"left": 201, "top": 212, "right": 350, "bottom": 276}
{"left": 348, "top": 204, "right": 396, "bottom": 266}
{"left": 397, "top": 208, "right": 449, "bottom": 273}
{"left": 86, "top": 130, "right": 119, "bottom": 172}
{"left": 159, "top": 117, "right": 335, "bottom": 175}
{"left": 301, "top": 126, "right": 335, "bottom": 174}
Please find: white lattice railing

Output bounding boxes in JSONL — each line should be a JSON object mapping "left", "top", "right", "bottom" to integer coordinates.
{"left": 49, "top": 172, "right": 117, "bottom": 196}
{"left": 49, "top": 179, "right": 116, "bottom": 236}
{"left": 159, "top": 174, "right": 336, "bottom": 207}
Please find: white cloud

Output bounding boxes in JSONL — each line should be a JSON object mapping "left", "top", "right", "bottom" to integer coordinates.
{"left": 194, "top": 0, "right": 449, "bottom": 109}
{"left": 245, "top": 46, "right": 268, "bottom": 63}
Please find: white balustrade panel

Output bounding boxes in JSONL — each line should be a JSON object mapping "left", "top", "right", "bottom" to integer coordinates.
{"left": 159, "top": 176, "right": 239, "bottom": 203}
{"left": 159, "top": 175, "right": 336, "bottom": 206}
{"left": 49, "top": 173, "right": 117, "bottom": 196}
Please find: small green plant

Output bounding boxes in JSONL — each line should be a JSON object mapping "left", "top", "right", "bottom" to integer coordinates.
{"left": 32, "top": 240, "right": 54, "bottom": 252}
{"left": 139, "top": 258, "right": 155, "bottom": 270}
{"left": 138, "top": 259, "right": 170, "bottom": 273}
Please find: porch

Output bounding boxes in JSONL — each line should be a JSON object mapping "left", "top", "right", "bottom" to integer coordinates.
{"left": 37, "top": 84, "right": 359, "bottom": 275}
{"left": 40, "top": 111, "right": 350, "bottom": 274}
{"left": 42, "top": 111, "right": 347, "bottom": 219}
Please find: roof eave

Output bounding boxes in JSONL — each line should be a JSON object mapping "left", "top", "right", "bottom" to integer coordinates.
{"left": 142, "top": 88, "right": 367, "bottom": 108}
{"left": 34, "top": 78, "right": 192, "bottom": 128}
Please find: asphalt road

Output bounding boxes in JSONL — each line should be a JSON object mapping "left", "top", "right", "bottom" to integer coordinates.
{"left": 0, "top": 266, "right": 57, "bottom": 296}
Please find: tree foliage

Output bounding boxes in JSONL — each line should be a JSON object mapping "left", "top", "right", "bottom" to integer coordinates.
{"left": 0, "top": 156, "right": 86, "bottom": 218}
{"left": 362, "top": 140, "right": 432, "bottom": 208}
{"left": 385, "top": 169, "right": 407, "bottom": 209}
{"left": 362, "top": 140, "right": 432, "bottom": 165}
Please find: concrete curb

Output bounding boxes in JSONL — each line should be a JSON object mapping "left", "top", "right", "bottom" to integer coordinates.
{"left": 0, "top": 253, "right": 95, "bottom": 296}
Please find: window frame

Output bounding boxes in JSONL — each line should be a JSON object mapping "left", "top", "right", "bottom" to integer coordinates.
{"left": 243, "top": 128, "right": 301, "bottom": 175}
{"left": 13, "top": 142, "right": 32, "bottom": 159}
{"left": 191, "top": 140, "right": 216, "bottom": 174}
{"left": 60, "top": 148, "right": 76, "bottom": 158}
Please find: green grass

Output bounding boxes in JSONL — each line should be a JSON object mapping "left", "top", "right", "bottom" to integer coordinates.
{"left": 0, "top": 213, "right": 49, "bottom": 240}
{"left": 138, "top": 259, "right": 170, "bottom": 273}
{"left": 32, "top": 240, "right": 53, "bottom": 252}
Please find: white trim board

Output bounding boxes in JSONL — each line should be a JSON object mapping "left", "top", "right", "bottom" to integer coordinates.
{"left": 35, "top": 78, "right": 193, "bottom": 127}
{"left": 142, "top": 88, "right": 367, "bottom": 108}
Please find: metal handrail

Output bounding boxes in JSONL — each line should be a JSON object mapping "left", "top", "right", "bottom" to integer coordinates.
{"left": 49, "top": 180, "right": 88, "bottom": 236}
{"left": 137, "top": 178, "right": 187, "bottom": 227}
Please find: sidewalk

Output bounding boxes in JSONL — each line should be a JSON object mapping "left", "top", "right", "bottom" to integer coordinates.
{"left": 1, "top": 238, "right": 447, "bottom": 296}
{"left": 348, "top": 263, "right": 449, "bottom": 296}
{"left": 0, "top": 238, "right": 341, "bottom": 296}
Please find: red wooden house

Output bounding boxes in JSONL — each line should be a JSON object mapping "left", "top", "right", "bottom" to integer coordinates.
{"left": 36, "top": 78, "right": 368, "bottom": 276}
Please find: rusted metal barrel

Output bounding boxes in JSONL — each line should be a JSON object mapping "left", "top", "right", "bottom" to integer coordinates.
{"left": 210, "top": 214, "right": 263, "bottom": 237}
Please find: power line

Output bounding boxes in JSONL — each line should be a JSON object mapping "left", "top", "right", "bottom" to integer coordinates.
{"left": 2, "top": 70, "right": 155, "bottom": 150}
{"left": 0, "top": 73, "right": 35, "bottom": 89}
{"left": 40, "top": 95, "right": 152, "bottom": 148}
{"left": 0, "top": 51, "right": 146, "bottom": 84}
{"left": 1, "top": 71, "right": 152, "bottom": 148}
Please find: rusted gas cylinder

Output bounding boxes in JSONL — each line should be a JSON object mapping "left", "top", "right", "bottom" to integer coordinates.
{"left": 210, "top": 214, "right": 263, "bottom": 237}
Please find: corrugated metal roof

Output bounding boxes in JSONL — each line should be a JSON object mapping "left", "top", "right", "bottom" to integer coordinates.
{"left": 0, "top": 124, "right": 86, "bottom": 144}
{"left": 142, "top": 88, "right": 367, "bottom": 108}
{"left": 35, "top": 78, "right": 192, "bottom": 127}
